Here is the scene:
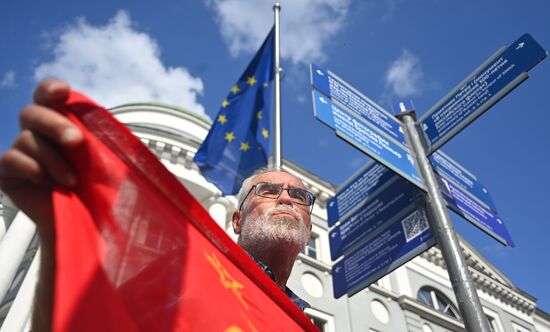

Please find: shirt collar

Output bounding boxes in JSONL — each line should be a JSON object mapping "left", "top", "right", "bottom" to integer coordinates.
{"left": 246, "top": 252, "right": 311, "bottom": 311}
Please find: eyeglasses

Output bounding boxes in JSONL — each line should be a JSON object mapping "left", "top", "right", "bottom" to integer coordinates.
{"left": 239, "top": 182, "right": 316, "bottom": 212}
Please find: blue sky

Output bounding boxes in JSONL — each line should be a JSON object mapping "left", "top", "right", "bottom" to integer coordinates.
{"left": 1, "top": 0, "right": 549, "bottom": 313}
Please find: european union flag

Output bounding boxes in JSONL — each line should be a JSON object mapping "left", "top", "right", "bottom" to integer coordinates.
{"left": 194, "top": 28, "right": 274, "bottom": 195}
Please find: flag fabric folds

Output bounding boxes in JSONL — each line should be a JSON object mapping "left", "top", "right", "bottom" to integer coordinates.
{"left": 50, "top": 91, "right": 317, "bottom": 331}
{"left": 193, "top": 28, "right": 274, "bottom": 195}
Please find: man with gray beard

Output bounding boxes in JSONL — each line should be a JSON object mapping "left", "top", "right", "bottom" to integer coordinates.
{"left": 232, "top": 168, "right": 315, "bottom": 311}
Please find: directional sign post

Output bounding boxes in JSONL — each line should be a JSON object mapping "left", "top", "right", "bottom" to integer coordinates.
{"left": 333, "top": 204, "right": 434, "bottom": 298}
{"left": 419, "top": 33, "right": 547, "bottom": 154}
{"left": 327, "top": 162, "right": 394, "bottom": 227}
{"left": 314, "top": 66, "right": 514, "bottom": 247}
{"left": 329, "top": 174, "right": 435, "bottom": 298}
{"left": 429, "top": 151, "right": 514, "bottom": 246}
{"left": 327, "top": 167, "right": 437, "bottom": 298}
{"left": 311, "top": 90, "right": 424, "bottom": 188}
{"left": 430, "top": 150, "right": 497, "bottom": 211}
{"left": 310, "top": 64, "right": 407, "bottom": 146}
{"left": 329, "top": 176, "right": 423, "bottom": 261}
{"left": 438, "top": 175, "right": 514, "bottom": 247}
{"left": 311, "top": 33, "right": 546, "bottom": 332}
{"left": 396, "top": 100, "right": 492, "bottom": 332}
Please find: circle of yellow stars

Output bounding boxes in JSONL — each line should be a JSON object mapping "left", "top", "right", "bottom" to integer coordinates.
{"left": 217, "top": 75, "right": 270, "bottom": 153}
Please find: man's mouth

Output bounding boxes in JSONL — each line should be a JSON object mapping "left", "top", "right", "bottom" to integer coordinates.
{"left": 268, "top": 207, "right": 299, "bottom": 220}
{"left": 271, "top": 211, "right": 296, "bottom": 218}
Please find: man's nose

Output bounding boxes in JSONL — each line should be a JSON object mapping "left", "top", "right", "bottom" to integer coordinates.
{"left": 276, "top": 189, "right": 293, "bottom": 205}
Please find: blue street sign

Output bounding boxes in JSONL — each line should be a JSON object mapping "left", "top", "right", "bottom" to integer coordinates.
{"left": 332, "top": 206, "right": 435, "bottom": 298}
{"left": 310, "top": 64, "right": 407, "bottom": 146}
{"left": 430, "top": 150, "right": 497, "bottom": 212}
{"left": 329, "top": 176, "right": 423, "bottom": 260}
{"left": 327, "top": 162, "right": 394, "bottom": 227}
{"left": 312, "top": 90, "right": 424, "bottom": 189}
{"left": 438, "top": 176, "right": 514, "bottom": 247}
{"left": 419, "top": 33, "right": 547, "bottom": 154}
{"left": 318, "top": 98, "right": 512, "bottom": 246}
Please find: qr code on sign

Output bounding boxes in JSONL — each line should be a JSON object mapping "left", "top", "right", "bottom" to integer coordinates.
{"left": 402, "top": 209, "right": 429, "bottom": 242}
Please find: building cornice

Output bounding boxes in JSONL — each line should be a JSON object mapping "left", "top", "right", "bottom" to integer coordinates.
{"left": 110, "top": 102, "right": 212, "bottom": 126}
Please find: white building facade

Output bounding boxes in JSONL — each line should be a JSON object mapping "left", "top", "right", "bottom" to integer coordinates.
{"left": 1, "top": 102, "right": 549, "bottom": 332}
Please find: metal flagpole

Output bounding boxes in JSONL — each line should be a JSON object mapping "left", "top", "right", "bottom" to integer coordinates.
{"left": 272, "top": 3, "right": 282, "bottom": 168}
{"left": 396, "top": 104, "right": 491, "bottom": 332}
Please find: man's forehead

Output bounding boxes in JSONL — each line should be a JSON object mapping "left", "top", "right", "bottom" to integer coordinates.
{"left": 252, "top": 171, "right": 305, "bottom": 188}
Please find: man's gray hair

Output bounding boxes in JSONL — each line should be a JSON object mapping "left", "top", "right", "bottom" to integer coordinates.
{"left": 236, "top": 166, "right": 292, "bottom": 211}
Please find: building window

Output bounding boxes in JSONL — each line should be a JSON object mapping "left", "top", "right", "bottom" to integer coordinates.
{"left": 304, "top": 308, "right": 334, "bottom": 332}
{"left": 417, "top": 286, "right": 460, "bottom": 319}
{"left": 310, "top": 316, "right": 327, "bottom": 332}
{"left": 511, "top": 322, "right": 530, "bottom": 332}
{"left": 484, "top": 308, "right": 504, "bottom": 332}
{"left": 302, "top": 234, "right": 318, "bottom": 259}
{"left": 487, "top": 315, "right": 498, "bottom": 332}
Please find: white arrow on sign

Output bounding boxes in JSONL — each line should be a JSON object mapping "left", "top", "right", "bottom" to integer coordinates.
{"left": 316, "top": 69, "right": 325, "bottom": 76}
{"left": 516, "top": 42, "right": 525, "bottom": 50}
{"left": 319, "top": 96, "right": 328, "bottom": 104}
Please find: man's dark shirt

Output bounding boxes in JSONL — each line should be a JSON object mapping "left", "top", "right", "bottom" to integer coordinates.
{"left": 248, "top": 254, "right": 310, "bottom": 311}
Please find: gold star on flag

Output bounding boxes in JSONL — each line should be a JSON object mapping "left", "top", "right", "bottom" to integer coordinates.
{"left": 262, "top": 128, "right": 269, "bottom": 139}
{"left": 240, "top": 142, "right": 250, "bottom": 152}
{"left": 247, "top": 76, "right": 257, "bottom": 86}
{"left": 224, "top": 132, "right": 235, "bottom": 142}
{"left": 218, "top": 115, "right": 228, "bottom": 124}
{"left": 222, "top": 99, "right": 229, "bottom": 108}
{"left": 256, "top": 111, "right": 262, "bottom": 120}
{"left": 231, "top": 84, "right": 240, "bottom": 94}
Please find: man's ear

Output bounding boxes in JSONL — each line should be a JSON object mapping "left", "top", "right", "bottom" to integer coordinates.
{"left": 232, "top": 210, "right": 243, "bottom": 234}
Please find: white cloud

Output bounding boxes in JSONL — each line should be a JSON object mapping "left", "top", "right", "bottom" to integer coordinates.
{"left": 0, "top": 71, "right": 16, "bottom": 88}
{"left": 205, "top": 0, "right": 350, "bottom": 64}
{"left": 34, "top": 11, "right": 206, "bottom": 116}
{"left": 384, "top": 49, "right": 424, "bottom": 98}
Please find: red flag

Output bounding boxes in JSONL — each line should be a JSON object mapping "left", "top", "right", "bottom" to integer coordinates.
{"left": 51, "top": 92, "right": 318, "bottom": 331}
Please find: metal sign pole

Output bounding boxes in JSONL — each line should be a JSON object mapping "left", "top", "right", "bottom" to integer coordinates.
{"left": 272, "top": 3, "right": 282, "bottom": 167}
{"left": 397, "top": 107, "right": 491, "bottom": 332}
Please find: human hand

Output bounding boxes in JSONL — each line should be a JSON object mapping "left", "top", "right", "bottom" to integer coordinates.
{"left": 0, "top": 79, "right": 84, "bottom": 232}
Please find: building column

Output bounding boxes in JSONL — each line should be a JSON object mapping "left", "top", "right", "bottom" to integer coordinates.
{"left": 0, "top": 213, "right": 37, "bottom": 302}
{"left": 208, "top": 201, "right": 229, "bottom": 230}
{"left": 0, "top": 248, "right": 40, "bottom": 332}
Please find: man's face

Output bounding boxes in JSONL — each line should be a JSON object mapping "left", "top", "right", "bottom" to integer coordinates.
{"left": 233, "top": 171, "right": 312, "bottom": 250}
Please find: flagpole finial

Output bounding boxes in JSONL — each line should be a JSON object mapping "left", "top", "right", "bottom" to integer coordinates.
{"left": 273, "top": 3, "right": 281, "bottom": 11}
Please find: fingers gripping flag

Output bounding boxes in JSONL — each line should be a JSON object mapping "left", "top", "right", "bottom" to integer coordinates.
{"left": 193, "top": 28, "right": 274, "bottom": 195}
